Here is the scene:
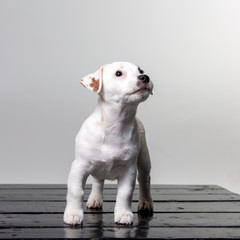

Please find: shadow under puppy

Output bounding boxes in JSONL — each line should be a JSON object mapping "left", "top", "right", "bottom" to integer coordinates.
{"left": 64, "top": 62, "right": 153, "bottom": 225}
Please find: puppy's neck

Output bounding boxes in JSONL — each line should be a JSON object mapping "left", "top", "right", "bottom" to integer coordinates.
{"left": 96, "top": 98, "right": 138, "bottom": 130}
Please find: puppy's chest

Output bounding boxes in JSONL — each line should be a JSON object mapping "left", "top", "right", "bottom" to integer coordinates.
{"left": 81, "top": 126, "right": 140, "bottom": 163}
{"left": 99, "top": 135, "right": 139, "bottom": 162}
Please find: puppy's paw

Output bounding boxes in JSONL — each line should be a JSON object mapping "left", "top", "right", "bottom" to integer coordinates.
{"left": 64, "top": 208, "right": 84, "bottom": 225}
{"left": 86, "top": 197, "right": 103, "bottom": 209}
{"left": 114, "top": 210, "right": 133, "bottom": 225}
{"left": 138, "top": 199, "right": 153, "bottom": 212}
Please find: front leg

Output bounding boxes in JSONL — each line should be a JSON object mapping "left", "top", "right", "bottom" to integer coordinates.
{"left": 137, "top": 119, "right": 153, "bottom": 212}
{"left": 64, "top": 159, "right": 90, "bottom": 225}
{"left": 114, "top": 164, "right": 136, "bottom": 225}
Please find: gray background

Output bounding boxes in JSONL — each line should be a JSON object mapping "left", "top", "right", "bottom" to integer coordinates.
{"left": 1, "top": 0, "right": 240, "bottom": 193}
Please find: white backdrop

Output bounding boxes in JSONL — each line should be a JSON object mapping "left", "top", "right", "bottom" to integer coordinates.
{"left": 1, "top": 0, "right": 240, "bottom": 193}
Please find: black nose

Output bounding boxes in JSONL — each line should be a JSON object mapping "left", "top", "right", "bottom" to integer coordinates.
{"left": 138, "top": 74, "right": 150, "bottom": 84}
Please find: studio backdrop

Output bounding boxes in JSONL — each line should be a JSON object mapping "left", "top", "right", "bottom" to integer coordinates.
{"left": 0, "top": 0, "right": 240, "bottom": 193}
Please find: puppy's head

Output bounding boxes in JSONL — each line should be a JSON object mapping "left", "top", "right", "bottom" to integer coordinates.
{"left": 80, "top": 62, "right": 153, "bottom": 104}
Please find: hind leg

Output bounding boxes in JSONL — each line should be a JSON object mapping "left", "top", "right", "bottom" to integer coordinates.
{"left": 114, "top": 163, "right": 136, "bottom": 225}
{"left": 87, "top": 177, "right": 104, "bottom": 209}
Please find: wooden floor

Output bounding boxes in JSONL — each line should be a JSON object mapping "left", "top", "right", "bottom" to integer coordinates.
{"left": 1, "top": 185, "right": 240, "bottom": 239}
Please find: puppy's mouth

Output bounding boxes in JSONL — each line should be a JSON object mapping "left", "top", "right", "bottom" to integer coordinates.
{"left": 131, "top": 87, "right": 153, "bottom": 95}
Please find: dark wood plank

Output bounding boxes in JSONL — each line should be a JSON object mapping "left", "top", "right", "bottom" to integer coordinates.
{"left": 1, "top": 201, "right": 240, "bottom": 213}
{"left": 1, "top": 227, "right": 240, "bottom": 239}
{"left": 0, "top": 186, "right": 232, "bottom": 196}
{"left": 0, "top": 184, "right": 222, "bottom": 189}
{"left": 1, "top": 194, "right": 239, "bottom": 201}
{"left": 1, "top": 184, "right": 240, "bottom": 239}
{"left": 2, "top": 213, "right": 240, "bottom": 228}
{"left": 0, "top": 188, "right": 238, "bottom": 201}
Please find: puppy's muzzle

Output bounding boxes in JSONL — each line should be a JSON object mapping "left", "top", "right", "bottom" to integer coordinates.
{"left": 138, "top": 74, "right": 150, "bottom": 84}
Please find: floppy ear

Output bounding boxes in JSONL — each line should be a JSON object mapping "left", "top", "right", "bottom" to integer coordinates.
{"left": 80, "top": 66, "right": 104, "bottom": 93}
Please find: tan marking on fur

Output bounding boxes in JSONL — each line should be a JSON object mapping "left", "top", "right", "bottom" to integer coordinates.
{"left": 89, "top": 78, "right": 99, "bottom": 92}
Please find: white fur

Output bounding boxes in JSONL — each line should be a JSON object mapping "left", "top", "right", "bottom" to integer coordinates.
{"left": 64, "top": 62, "right": 153, "bottom": 225}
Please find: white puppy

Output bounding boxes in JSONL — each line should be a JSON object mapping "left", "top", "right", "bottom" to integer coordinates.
{"left": 64, "top": 62, "right": 153, "bottom": 225}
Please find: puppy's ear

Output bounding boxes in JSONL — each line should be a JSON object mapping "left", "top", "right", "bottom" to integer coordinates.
{"left": 80, "top": 66, "right": 104, "bottom": 93}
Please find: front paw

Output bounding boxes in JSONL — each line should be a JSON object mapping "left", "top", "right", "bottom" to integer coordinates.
{"left": 138, "top": 199, "right": 153, "bottom": 212}
{"left": 64, "top": 208, "right": 84, "bottom": 225}
{"left": 114, "top": 210, "right": 133, "bottom": 225}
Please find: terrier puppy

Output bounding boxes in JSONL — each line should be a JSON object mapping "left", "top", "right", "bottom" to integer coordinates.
{"left": 64, "top": 62, "right": 153, "bottom": 225}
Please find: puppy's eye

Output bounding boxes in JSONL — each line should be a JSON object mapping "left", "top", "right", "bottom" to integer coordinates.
{"left": 115, "top": 71, "right": 123, "bottom": 77}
